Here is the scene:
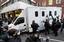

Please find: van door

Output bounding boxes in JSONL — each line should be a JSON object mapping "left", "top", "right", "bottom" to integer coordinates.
{"left": 13, "top": 17, "right": 26, "bottom": 32}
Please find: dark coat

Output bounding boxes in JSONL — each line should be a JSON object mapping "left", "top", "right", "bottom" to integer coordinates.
{"left": 31, "top": 23, "right": 39, "bottom": 32}
{"left": 52, "top": 21, "right": 56, "bottom": 31}
{"left": 44, "top": 21, "right": 50, "bottom": 29}
{"left": 55, "top": 22, "right": 61, "bottom": 29}
{"left": 62, "top": 22, "right": 64, "bottom": 28}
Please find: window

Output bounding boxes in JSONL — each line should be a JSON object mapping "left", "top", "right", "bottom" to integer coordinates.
{"left": 42, "top": 11, "right": 45, "bottom": 16}
{"left": 42, "top": 0, "right": 46, "bottom": 6}
{"left": 35, "top": 11, "right": 38, "bottom": 17}
{"left": 49, "top": 11, "right": 52, "bottom": 16}
{"left": 48, "top": 0, "right": 53, "bottom": 5}
{"left": 36, "top": 3, "right": 39, "bottom": 6}
{"left": 56, "top": 0, "right": 61, "bottom": 4}
{"left": 16, "top": 10, "right": 20, "bottom": 14}
{"left": 54, "top": 11, "right": 57, "bottom": 16}
{"left": 14, "top": 17, "right": 24, "bottom": 25}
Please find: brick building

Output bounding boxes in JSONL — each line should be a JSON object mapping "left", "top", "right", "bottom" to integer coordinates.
{"left": 31, "top": 0, "right": 62, "bottom": 6}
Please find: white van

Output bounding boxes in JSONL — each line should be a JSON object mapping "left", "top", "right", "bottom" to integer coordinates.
{"left": 0, "top": 2, "right": 62, "bottom": 33}
{"left": 8, "top": 7, "right": 62, "bottom": 33}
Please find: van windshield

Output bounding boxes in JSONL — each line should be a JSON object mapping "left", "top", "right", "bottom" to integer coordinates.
{"left": 1, "top": 9, "right": 22, "bottom": 24}
{"left": 14, "top": 17, "right": 24, "bottom": 25}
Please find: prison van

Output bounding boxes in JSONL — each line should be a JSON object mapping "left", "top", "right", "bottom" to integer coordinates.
{"left": 8, "top": 7, "right": 62, "bottom": 32}
{"left": 0, "top": 2, "right": 62, "bottom": 32}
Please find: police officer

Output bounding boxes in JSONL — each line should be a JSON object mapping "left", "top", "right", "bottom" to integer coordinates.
{"left": 52, "top": 19, "right": 56, "bottom": 33}
{"left": 60, "top": 18, "right": 64, "bottom": 32}
{"left": 44, "top": 19, "right": 50, "bottom": 35}
{"left": 53, "top": 20, "right": 61, "bottom": 36}
{"left": 31, "top": 20, "right": 39, "bottom": 33}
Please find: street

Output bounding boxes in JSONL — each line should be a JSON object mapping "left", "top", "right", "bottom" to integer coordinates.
{"left": 20, "top": 30, "right": 64, "bottom": 42}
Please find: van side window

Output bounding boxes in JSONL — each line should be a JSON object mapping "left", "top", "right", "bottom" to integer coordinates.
{"left": 14, "top": 17, "right": 24, "bottom": 25}
{"left": 55, "top": 11, "right": 57, "bottom": 16}
{"left": 42, "top": 11, "right": 45, "bottom": 16}
{"left": 35, "top": 11, "right": 38, "bottom": 17}
{"left": 49, "top": 11, "right": 52, "bottom": 16}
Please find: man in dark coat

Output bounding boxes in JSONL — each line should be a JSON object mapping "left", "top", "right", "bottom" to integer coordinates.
{"left": 60, "top": 19, "right": 64, "bottom": 32}
{"left": 52, "top": 19, "right": 56, "bottom": 30}
{"left": 53, "top": 20, "right": 61, "bottom": 36}
{"left": 44, "top": 19, "right": 50, "bottom": 35}
{"left": 31, "top": 20, "right": 39, "bottom": 33}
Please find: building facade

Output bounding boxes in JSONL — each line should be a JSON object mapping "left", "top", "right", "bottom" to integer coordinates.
{"left": 31, "top": 0, "right": 62, "bottom": 6}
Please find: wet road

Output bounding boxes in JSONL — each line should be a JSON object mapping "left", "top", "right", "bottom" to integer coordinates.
{"left": 20, "top": 30, "right": 64, "bottom": 42}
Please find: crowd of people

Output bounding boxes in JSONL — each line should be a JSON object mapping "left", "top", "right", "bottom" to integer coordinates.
{"left": 27, "top": 16, "right": 64, "bottom": 42}
{"left": 0, "top": 15, "right": 64, "bottom": 42}
{"left": 0, "top": 17, "right": 21, "bottom": 42}
{"left": 31, "top": 16, "right": 64, "bottom": 37}
{"left": 44, "top": 16, "right": 64, "bottom": 36}
{"left": 0, "top": 26, "right": 21, "bottom": 42}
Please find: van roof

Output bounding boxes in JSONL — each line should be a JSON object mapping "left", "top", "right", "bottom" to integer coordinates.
{"left": 0, "top": 1, "right": 34, "bottom": 13}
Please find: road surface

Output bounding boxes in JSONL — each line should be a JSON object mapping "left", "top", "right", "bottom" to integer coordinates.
{"left": 20, "top": 30, "right": 64, "bottom": 42}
